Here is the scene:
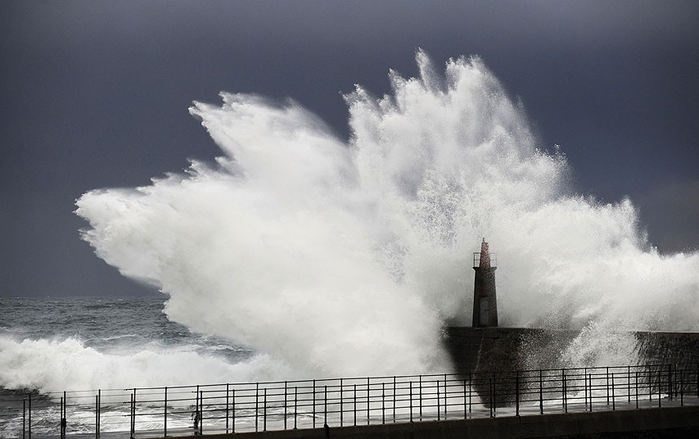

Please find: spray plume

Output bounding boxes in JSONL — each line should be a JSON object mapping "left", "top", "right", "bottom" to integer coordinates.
{"left": 76, "top": 50, "right": 699, "bottom": 378}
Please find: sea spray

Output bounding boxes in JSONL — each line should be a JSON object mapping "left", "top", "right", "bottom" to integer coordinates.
{"left": 76, "top": 50, "right": 699, "bottom": 378}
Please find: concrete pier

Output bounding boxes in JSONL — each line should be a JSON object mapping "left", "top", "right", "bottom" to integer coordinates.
{"left": 444, "top": 327, "right": 699, "bottom": 376}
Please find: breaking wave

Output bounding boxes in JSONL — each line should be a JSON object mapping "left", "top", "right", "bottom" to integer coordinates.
{"left": 75, "top": 50, "right": 699, "bottom": 377}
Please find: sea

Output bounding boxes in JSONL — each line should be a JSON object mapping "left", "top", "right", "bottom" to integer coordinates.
{"left": 0, "top": 296, "right": 255, "bottom": 437}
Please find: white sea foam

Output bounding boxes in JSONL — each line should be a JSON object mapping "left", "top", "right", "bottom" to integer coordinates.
{"left": 0, "top": 335, "right": 288, "bottom": 391}
{"left": 75, "top": 50, "right": 699, "bottom": 377}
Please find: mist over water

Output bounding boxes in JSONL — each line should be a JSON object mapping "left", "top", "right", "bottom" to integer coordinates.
{"left": 75, "top": 50, "right": 699, "bottom": 380}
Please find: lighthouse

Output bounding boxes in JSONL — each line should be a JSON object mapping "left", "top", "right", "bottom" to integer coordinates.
{"left": 472, "top": 238, "right": 498, "bottom": 327}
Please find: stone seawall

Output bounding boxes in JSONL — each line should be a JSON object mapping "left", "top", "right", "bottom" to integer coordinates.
{"left": 636, "top": 331, "right": 699, "bottom": 368}
{"left": 444, "top": 327, "right": 699, "bottom": 376}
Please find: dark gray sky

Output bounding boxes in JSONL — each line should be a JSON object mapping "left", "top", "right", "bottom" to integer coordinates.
{"left": 1, "top": 0, "right": 698, "bottom": 297}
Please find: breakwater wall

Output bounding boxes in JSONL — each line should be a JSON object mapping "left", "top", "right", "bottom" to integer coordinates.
{"left": 444, "top": 327, "right": 699, "bottom": 376}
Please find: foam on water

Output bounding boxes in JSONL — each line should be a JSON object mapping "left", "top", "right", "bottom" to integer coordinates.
{"left": 0, "top": 336, "right": 287, "bottom": 391}
{"left": 74, "top": 50, "right": 699, "bottom": 380}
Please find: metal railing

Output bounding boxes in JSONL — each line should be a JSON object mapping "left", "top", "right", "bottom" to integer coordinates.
{"left": 472, "top": 252, "right": 497, "bottom": 268}
{"left": 3, "top": 363, "right": 698, "bottom": 438}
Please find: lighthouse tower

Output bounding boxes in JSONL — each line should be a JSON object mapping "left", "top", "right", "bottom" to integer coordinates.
{"left": 472, "top": 238, "right": 498, "bottom": 327}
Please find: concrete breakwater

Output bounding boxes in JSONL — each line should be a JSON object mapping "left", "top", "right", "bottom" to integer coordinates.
{"left": 444, "top": 327, "right": 699, "bottom": 376}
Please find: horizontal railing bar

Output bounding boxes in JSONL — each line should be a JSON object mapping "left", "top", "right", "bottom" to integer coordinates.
{"left": 38, "top": 365, "right": 676, "bottom": 397}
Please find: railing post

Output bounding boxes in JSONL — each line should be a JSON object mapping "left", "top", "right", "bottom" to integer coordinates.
{"left": 199, "top": 390, "right": 204, "bottom": 436}
{"left": 443, "top": 375, "right": 447, "bottom": 419}
{"left": 294, "top": 387, "right": 298, "bottom": 430}
{"left": 225, "top": 384, "right": 229, "bottom": 434}
{"left": 129, "top": 392, "right": 135, "bottom": 439}
{"left": 263, "top": 388, "right": 267, "bottom": 432}
{"left": 163, "top": 387, "right": 167, "bottom": 437}
{"left": 444, "top": 374, "right": 448, "bottom": 419}
{"left": 606, "top": 367, "right": 610, "bottom": 406}
{"left": 658, "top": 369, "right": 662, "bottom": 408}
{"left": 367, "top": 377, "right": 370, "bottom": 426}
{"left": 436, "top": 380, "right": 440, "bottom": 421}
{"left": 312, "top": 380, "right": 316, "bottom": 429}
{"left": 392, "top": 376, "right": 396, "bottom": 423}
{"left": 23, "top": 399, "right": 26, "bottom": 439}
{"left": 468, "top": 373, "right": 472, "bottom": 414}
{"left": 463, "top": 379, "right": 467, "bottom": 419}
{"left": 95, "top": 391, "right": 100, "bottom": 439}
{"left": 232, "top": 388, "right": 236, "bottom": 433}
{"left": 61, "top": 391, "right": 66, "bottom": 439}
{"left": 584, "top": 368, "right": 588, "bottom": 409}
{"left": 611, "top": 373, "right": 616, "bottom": 410}
{"left": 515, "top": 371, "right": 520, "bottom": 417}
{"left": 382, "top": 382, "right": 385, "bottom": 424}
{"left": 340, "top": 378, "right": 344, "bottom": 427}
{"left": 409, "top": 381, "right": 413, "bottom": 423}
{"left": 539, "top": 369, "right": 543, "bottom": 415}
{"left": 489, "top": 378, "right": 493, "bottom": 418}
{"left": 562, "top": 369, "right": 566, "bottom": 413}
{"left": 255, "top": 383, "right": 260, "bottom": 432}
{"left": 193, "top": 386, "right": 200, "bottom": 436}
{"left": 28, "top": 393, "right": 32, "bottom": 439}
{"left": 353, "top": 384, "right": 357, "bottom": 426}
{"left": 588, "top": 373, "right": 593, "bottom": 412}
{"left": 133, "top": 388, "right": 138, "bottom": 438}
{"left": 283, "top": 381, "right": 287, "bottom": 431}
{"left": 667, "top": 364, "right": 673, "bottom": 401}
{"left": 492, "top": 373, "right": 496, "bottom": 417}
{"left": 418, "top": 375, "right": 422, "bottom": 421}
{"left": 323, "top": 386, "right": 327, "bottom": 427}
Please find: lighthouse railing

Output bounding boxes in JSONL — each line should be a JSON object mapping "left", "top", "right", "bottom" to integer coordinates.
{"left": 473, "top": 252, "right": 497, "bottom": 268}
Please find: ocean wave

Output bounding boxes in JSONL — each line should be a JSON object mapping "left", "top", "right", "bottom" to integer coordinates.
{"left": 74, "top": 50, "right": 699, "bottom": 376}
{"left": 0, "top": 336, "right": 291, "bottom": 394}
